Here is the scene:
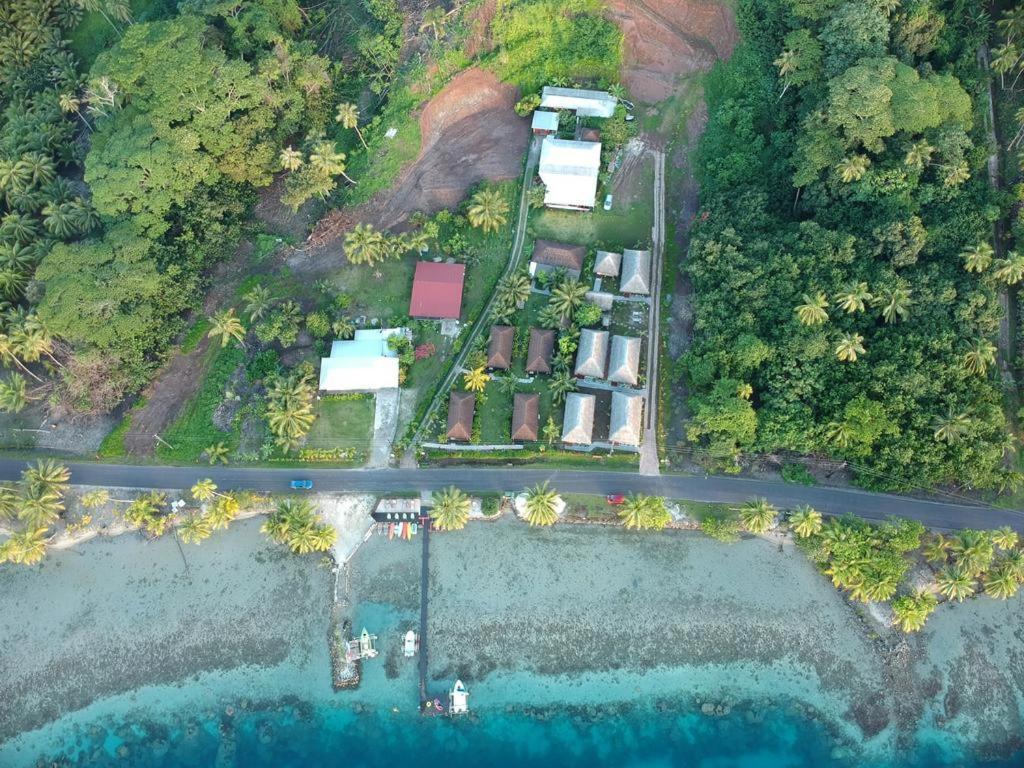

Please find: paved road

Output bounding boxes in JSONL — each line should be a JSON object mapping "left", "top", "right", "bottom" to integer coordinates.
{"left": 640, "top": 149, "right": 666, "bottom": 476}
{"left": 3, "top": 460, "right": 1021, "bottom": 532}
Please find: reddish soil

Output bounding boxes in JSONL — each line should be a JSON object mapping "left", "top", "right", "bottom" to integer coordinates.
{"left": 607, "top": 0, "right": 737, "bottom": 104}
{"left": 301, "top": 67, "right": 529, "bottom": 266}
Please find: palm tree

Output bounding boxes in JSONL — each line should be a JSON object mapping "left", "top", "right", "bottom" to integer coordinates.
{"left": 904, "top": 140, "right": 934, "bottom": 170}
{"left": 961, "top": 242, "right": 994, "bottom": 273}
{"left": 266, "top": 397, "right": 315, "bottom": 452}
{"left": 619, "top": 494, "right": 671, "bottom": 530}
{"left": 310, "top": 141, "right": 355, "bottom": 185}
{"left": 262, "top": 499, "right": 335, "bottom": 554}
{"left": 1003, "top": 549, "right": 1024, "bottom": 583}
{"left": 207, "top": 309, "right": 245, "bottom": 348}
{"left": 278, "top": 146, "right": 303, "bottom": 171}
{"left": 0, "top": 372, "right": 29, "bottom": 413}
{"left": 0, "top": 333, "right": 41, "bottom": 382}
{"left": 788, "top": 506, "right": 823, "bottom": 538}
{"left": 419, "top": 6, "right": 448, "bottom": 39}
{"left": 983, "top": 563, "right": 1020, "bottom": 600}
{"left": 431, "top": 486, "right": 470, "bottom": 531}
{"left": 875, "top": 286, "right": 912, "bottom": 323}
{"left": 835, "top": 333, "right": 866, "bottom": 362}
{"left": 932, "top": 410, "right": 971, "bottom": 443}
{"left": 25, "top": 459, "right": 70, "bottom": 496}
{"left": 335, "top": 102, "right": 368, "bottom": 150}
{"left": 548, "top": 370, "right": 577, "bottom": 404}
{"left": 922, "top": 533, "right": 950, "bottom": 563}
{"left": 736, "top": 382, "right": 753, "bottom": 400}
{"left": 935, "top": 566, "right": 976, "bottom": 602}
{"left": 344, "top": 223, "right": 388, "bottom": 266}
{"left": 80, "top": 489, "right": 111, "bottom": 509}
{"left": 737, "top": 498, "right": 776, "bottom": 534}
{"left": 993, "top": 252, "right": 1024, "bottom": 285}
{"left": 773, "top": 48, "right": 798, "bottom": 96}
{"left": 178, "top": 514, "right": 213, "bottom": 544}
{"left": 795, "top": 292, "right": 829, "bottom": 326}
{"left": 542, "top": 416, "right": 559, "bottom": 446}
{"left": 834, "top": 282, "right": 872, "bottom": 314}
{"left": 836, "top": 154, "right": 870, "bottom": 182}
{"left": 825, "top": 420, "right": 853, "bottom": 449}
{"left": 191, "top": 479, "right": 218, "bottom": 503}
{"left": 0, "top": 527, "right": 48, "bottom": 565}
{"left": 496, "top": 372, "right": 519, "bottom": 397}
{"left": 19, "top": 485, "right": 63, "bottom": 530}
{"left": 467, "top": 188, "right": 509, "bottom": 234}
{"left": 550, "top": 280, "right": 588, "bottom": 321}
{"left": 523, "top": 481, "right": 561, "bottom": 526}
{"left": 497, "top": 271, "right": 531, "bottom": 309}
{"left": 205, "top": 442, "right": 230, "bottom": 465}
{"left": 991, "top": 526, "right": 1019, "bottom": 551}
{"left": 243, "top": 284, "right": 274, "bottom": 322}
{"left": 891, "top": 592, "right": 938, "bottom": 633}
{"left": 206, "top": 493, "right": 241, "bottom": 530}
{"left": 942, "top": 162, "right": 970, "bottom": 187}
{"left": 950, "top": 530, "right": 995, "bottom": 575}
{"left": 963, "top": 339, "right": 997, "bottom": 376}
{"left": 463, "top": 367, "right": 490, "bottom": 393}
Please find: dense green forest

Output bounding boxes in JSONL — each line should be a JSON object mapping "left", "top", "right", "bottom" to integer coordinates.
{"left": 684, "top": 0, "right": 1014, "bottom": 491}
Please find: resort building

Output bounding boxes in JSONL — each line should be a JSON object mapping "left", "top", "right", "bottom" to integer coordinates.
{"left": 531, "top": 110, "right": 559, "bottom": 136}
{"left": 446, "top": 391, "right": 475, "bottom": 442}
{"left": 318, "top": 327, "right": 408, "bottom": 392}
{"left": 539, "top": 86, "right": 618, "bottom": 118}
{"left": 487, "top": 325, "right": 514, "bottom": 370}
{"left": 409, "top": 261, "right": 466, "bottom": 319}
{"left": 585, "top": 290, "right": 614, "bottom": 311}
{"left": 574, "top": 328, "right": 609, "bottom": 379}
{"left": 594, "top": 250, "right": 622, "bottom": 278}
{"left": 608, "top": 335, "right": 642, "bottom": 386}
{"left": 538, "top": 137, "right": 602, "bottom": 210}
{"left": 620, "top": 249, "right": 652, "bottom": 295}
{"left": 561, "top": 392, "right": 596, "bottom": 445}
{"left": 526, "top": 327, "right": 555, "bottom": 374}
{"left": 511, "top": 392, "right": 540, "bottom": 442}
{"left": 530, "top": 239, "right": 586, "bottom": 279}
{"left": 609, "top": 392, "right": 644, "bottom": 447}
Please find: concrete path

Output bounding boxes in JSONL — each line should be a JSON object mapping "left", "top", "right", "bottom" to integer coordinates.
{"left": 368, "top": 388, "right": 400, "bottom": 468}
{"left": 640, "top": 149, "right": 666, "bottom": 476}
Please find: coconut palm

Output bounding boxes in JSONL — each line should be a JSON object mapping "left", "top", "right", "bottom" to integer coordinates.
{"left": 950, "top": 530, "right": 995, "bottom": 575}
{"left": 834, "top": 282, "right": 872, "bottom": 314}
{"left": 0, "top": 333, "right": 41, "bottom": 382}
{"left": 463, "top": 367, "right": 490, "bottom": 393}
{"left": 548, "top": 369, "right": 577, "bottom": 404}
{"left": 835, "top": 333, "right": 866, "bottom": 362}
{"left": 836, "top": 154, "right": 870, "bottom": 182}
{"left": 206, "top": 493, "right": 241, "bottom": 530}
{"left": 993, "top": 252, "right": 1024, "bottom": 285}
{"left": 1003, "top": 549, "right": 1024, "bottom": 583}
{"left": 243, "top": 284, "right": 274, "bottom": 322}
{"left": 923, "top": 533, "right": 950, "bottom": 563}
{"left": 891, "top": 591, "right": 938, "bottom": 633}
{"left": 419, "top": 6, "right": 448, "bottom": 39}
{"left": 335, "top": 102, "right": 368, "bottom": 150}
{"left": 788, "top": 506, "right": 823, "bottom": 538}
{"left": 262, "top": 499, "right": 335, "bottom": 554}
{"left": 497, "top": 271, "right": 531, "bottom": 308}
{"left": 523, "top": 481, "right": 561, "bottom": 526}
{"left": 310, "top": 141, "right": 355, "bottom": 185}
{"left": 942, "top": 162, "right": 970, "bottom": 187}
{"left": 0, "top": 527, "right": 48, "bottom": 565}
{"left": 904, "top": 140, "right": 934, "bottom": 170}
{"left": 795, "top": 292, "right": 829, "bottom": 326}
{"left": 875, "top": 286, "right": 912, "bottom": 323}
{"left": 961, "top": 242, "right": 994, "bottom": 273}
{"left": 344, "top": 223, "right": 388, "bottom": 266}
{"left": 25, "top": 459, "right": 70, "bottom": 496}
{"left": 332, "top": 316, "right": 355, "bottom": 340}
{"left": 430, "top": 486, "right": 470, "bottom": 531}
{"left": 992, "top": 526, "right": 1019, "bottom": 551}
{"left": 18, "top": 484, "right": 63, "bottom": 530}
{"left": 205, "top": 442, "right": 230, "bottom": 465}
{"left": 825, "top": 420, "right": 853, "bottom": 449}
{"left": 207, "top": 308, "right": 245, "bottom": 348}
{"left": 0, "top": 372, "right": 29, "bottom": 413}
{"left": 178, "top": 514, "right": 214, "bottom": 544}
{"left": 737, "top": 498, "right": 776, "bottom": 534}
{"left": 983, "top": 563, "right": 1020, "bottom": 600}
{"left": 619, "top": 494, "right": 671, "bottom": 531}
{"left": 861, "top": 575, "right": 899, "bottom": 603}
{"left": 963, "top": 339, "right": 997, "bottom": 376}
{"left": 932, "top": 410, "right": 971, "bottom": 443}
{"left": 935, "top": 565, "right": 976, "bottom": 602}
{"left": 467, "top": 188, "right": 509, "bottom": 234}
{"left": 496, "top": 372, "right": 519, "bottom": 397}
{"left": 550, "top": 280, "right": 588, "bottom": 321}
{"left": 266, "top": 396, "right": 315, "bottom": 451}
{"left": 191, "top": 479, "right": 219, "bottom": 503}
{"left": 279, "top": 146, "right": 303, "bottom": 171}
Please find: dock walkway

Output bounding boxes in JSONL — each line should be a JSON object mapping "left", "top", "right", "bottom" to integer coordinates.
{"left": 418, "top": 515, "right": 430, "bottom": 703}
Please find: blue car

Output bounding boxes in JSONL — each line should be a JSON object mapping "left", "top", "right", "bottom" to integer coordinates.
{"left": 289, "top": 479, "right": 313, "bottom": 490}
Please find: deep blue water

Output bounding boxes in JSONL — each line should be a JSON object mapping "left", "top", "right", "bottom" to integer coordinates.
{"left": 26, "top": 698, "right": 1023, "bottom": 768}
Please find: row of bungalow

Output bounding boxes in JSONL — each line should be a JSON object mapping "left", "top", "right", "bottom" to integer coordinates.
{"left": 575, "top": 329, "right": 641, "bottom": 386}
{"left": 446, "top": 391, "right": 542, "bottom": 443}
{"left": 562, "top": 391, "right": 644, "bottom": 447}
{"left": 486, "top": 325, "right": 555, "bottom": 374}
{"left": 529, "top": 239, "right": 652, "bottom": 297}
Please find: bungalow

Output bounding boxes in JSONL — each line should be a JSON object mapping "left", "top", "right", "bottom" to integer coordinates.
{"left": 607, "top": 335, "right": 641, "bottom": 386}
{"left": 538, "top": 137, "right": 602, "bottom": 210}
{"left": 511, "top": 392, "right": 540, "bottom": 442}
{"left": 620, "top": 249, "right": 652, "bottom": 295}
{"left": 540, "top": 86, "right": 618, "bottom": 118}
{"left": 532, "top": 110, "right": 559, "bottom": 136}
{"left": 574, "top": 328, "right": 609, "bottom": 379}
{"left": 609, "top": 392, "right": 644, "bottom": 447}
{"left": 525, "top": 327, "right": 555, "bottom": 374}
{"left": 409, "top": 261, "right": 466, "bottom": 319}
{"left": 487, "top": 325, "right": 514, "bottom": 370}
{"left": 530, "top": 239, "right": 586, "bottom": 279}
{"left": 446, "top": 391, "right": 475, "bottom": 442}
{"left": 318, "top": 327, "right": 407, "bottom": 392}
{"left": 561, "top": 392, "right": 596, "bottom": 445}
{"left": 594, "top": 250, "right": 622, "bottom": 278}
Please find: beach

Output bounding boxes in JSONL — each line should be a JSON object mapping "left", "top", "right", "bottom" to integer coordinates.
{"left": 1, "top": 505, "right": 1023, "bottom": 766}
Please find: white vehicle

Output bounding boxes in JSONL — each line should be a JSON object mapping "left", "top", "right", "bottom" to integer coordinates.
{"left": 603, "top": 194, "right": 613, "bottom": 211}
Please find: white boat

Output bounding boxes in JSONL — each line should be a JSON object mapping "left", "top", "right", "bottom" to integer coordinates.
{"left": 404, "top": 630, "right": 418, "bottom": 658}
{"left": 449, "top": 679, "right": 469, "bottom": 715}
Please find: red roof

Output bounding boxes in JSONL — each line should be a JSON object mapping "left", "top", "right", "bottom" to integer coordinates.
{"left": 409, "top": 261, "right": 465, "bottom": 319}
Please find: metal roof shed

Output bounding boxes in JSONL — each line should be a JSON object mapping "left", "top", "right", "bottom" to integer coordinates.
{"left": 540, "top": 87, "right": 618, "bottom": 118}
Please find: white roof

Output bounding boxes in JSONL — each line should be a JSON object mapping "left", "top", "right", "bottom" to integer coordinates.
{"left": 620, "top": 249, "right": 651, "bottom": 295}
{"left": 540, "top": 87, "right": 618, "bottom": 118}
{"left": 562, "top": 393, "right": 596, "bottom": 445}
{"left": 608, "top": 335, "right": 641, "bottom": 386}
{"left": 319, "top": 327, "right": 406, "bottom": 391}
{"left": 532, "top": 110, "right": 559, "bottom": 131}
{"left": 539, "top": 137, "right": 601, "bottom": 210}
{"left": 574, "top": 328, "right": 609, "bottom": 378}
{"left": 609, "top": 392, "right": 643, "bottom": 446}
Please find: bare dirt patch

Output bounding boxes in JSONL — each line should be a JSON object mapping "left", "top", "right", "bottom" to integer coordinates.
{"left": 298, "top": 67, "right": 529, "bottom": 271}
{"left": 607, "top": 0, "right": 737, "bottom": 104}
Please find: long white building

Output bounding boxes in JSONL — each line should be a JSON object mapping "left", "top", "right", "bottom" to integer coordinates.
{"left": 539, "top": 137, "right": 602, "bottom": 210}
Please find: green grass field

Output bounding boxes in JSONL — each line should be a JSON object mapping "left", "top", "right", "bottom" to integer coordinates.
{"left": 305, "top": 396, "right": 375, "bottom": 451}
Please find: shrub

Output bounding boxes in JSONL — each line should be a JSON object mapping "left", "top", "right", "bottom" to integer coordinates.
{"left": 700, "top": 516, "right": 742, "bottom": 543}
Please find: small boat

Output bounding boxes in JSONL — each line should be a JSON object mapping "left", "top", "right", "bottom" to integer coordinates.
{"left": 411, "top": 523, "right": 418, "bottom": 535}
{"left": 404, "top": 630, "right": 417, "bottom": 658}
{"left": 387, "top": 523, "right": 395, "bottom": 540}
{"left": 449, "top": 680, "right": 469, "bottom": 715}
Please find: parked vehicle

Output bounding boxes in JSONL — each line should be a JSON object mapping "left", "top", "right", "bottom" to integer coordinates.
{"left": 603, "top": 194, "right": 613, "bottom": 211}
{"left": 289, "top": 479, "right": 314, "bottom": 490}
{"left": 606, "top": 494, "right": 626, "bottom": 505}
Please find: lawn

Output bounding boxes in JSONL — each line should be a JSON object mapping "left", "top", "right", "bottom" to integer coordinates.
{"left": 305, "top": 396, "right": 375, "bottom": 453}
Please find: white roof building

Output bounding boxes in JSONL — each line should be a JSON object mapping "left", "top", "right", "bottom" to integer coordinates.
{"left": 318, "top": 328, "right": 407, "bottom": 392}
{"left": 540, "top": 87, "right": 618, "bottom": 118}
{"left": 609, "top": 392, "right": 644, "bottom": 447}
{"left": 574, "top": 328, "right": 609, "bottom": 379}
{"left": 532, "top": 110, "right": 559, "bottom": 133}
{"left": 608, "top": 335, "right": 642, "bottom": 386}
{"left": 594, "top": 250, "right": 622, "bottom": 277}
{"left": 561, "top": 392, "right": 596, "bottom": 445}
{"left": 620, "top": 249, "right": 652, "bottom": 295}
{"left": 539, "top": 137, "right": 602, "bottom": 210}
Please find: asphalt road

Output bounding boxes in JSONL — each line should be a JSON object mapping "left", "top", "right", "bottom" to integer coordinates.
{"left": 2, "top": 460, "right": 1021, "bottom": 533}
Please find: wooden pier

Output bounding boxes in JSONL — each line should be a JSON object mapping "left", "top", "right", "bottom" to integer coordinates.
{"left": 418, "top": 514, "right": 431, "bottom": 703}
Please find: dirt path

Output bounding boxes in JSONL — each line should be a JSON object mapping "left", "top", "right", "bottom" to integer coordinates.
{"left": 293, "top": 68, "right": 530, "bottom": 275}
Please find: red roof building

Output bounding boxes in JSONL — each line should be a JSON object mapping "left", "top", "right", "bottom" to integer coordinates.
{"left": 409, "top": 261, "right": 466, "bottom": 319}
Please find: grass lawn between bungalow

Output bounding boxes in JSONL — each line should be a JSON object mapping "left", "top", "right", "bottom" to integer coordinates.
{"left": 304, "top": 396, "right": 375, "bottom": 456}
